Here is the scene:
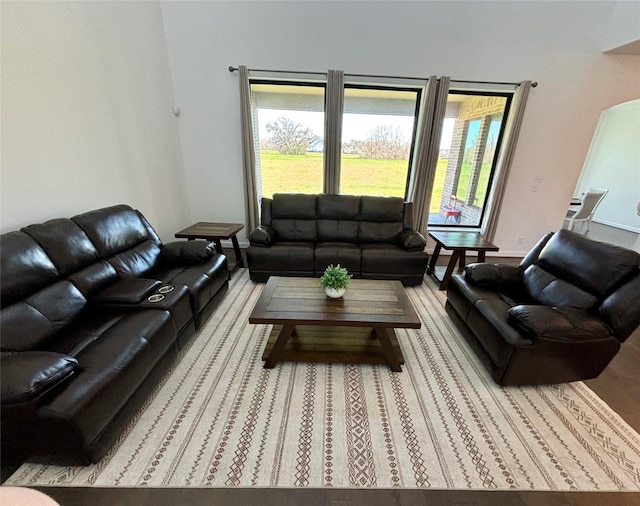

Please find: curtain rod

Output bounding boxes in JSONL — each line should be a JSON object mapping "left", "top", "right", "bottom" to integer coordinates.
{"left": 228, "top": 66, "right": 538, "bottom": 87}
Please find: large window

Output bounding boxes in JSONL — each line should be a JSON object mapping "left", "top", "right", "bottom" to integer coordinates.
{"left": 428, "top": 91, "right": 511, "bottom": 227}
{"left": 248, "top": 77, "right": 516, "bottom": 231}
{"left": 341, "top": 86, "right": 421, "bottom": 197}
{"left": 250, "top": 81, "right": 421, "bottom": 200}
{"left": 251, "top": 82, "right": 325, "bottom": 199}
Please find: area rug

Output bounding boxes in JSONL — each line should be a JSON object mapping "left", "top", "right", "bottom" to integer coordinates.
{"left": 7, "top": 270, "right": 640, "bottom": 490}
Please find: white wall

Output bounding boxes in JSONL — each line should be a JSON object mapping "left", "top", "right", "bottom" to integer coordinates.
{"left": 161, "top": 0, "right": 640, "bottom": 255}
{"left": 574, "top": 99, "right": 640, "bottom": 232}
{"left": 2, "top": 1, "right": 639, "bottom": 255}
{"left": 1, "top": 1, "right": 189, "bottom": 242}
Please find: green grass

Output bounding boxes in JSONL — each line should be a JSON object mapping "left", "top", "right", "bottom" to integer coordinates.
{"left": 259, "top": 151, "right": 490, "bottom": 213}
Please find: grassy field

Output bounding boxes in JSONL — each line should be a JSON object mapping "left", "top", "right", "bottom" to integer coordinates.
{"left": 259, "top": 151, "right": 489, "bottom": 212}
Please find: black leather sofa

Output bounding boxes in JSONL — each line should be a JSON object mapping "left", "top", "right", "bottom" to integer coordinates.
{"left": 446, "top": 229, "right": 640, "bottom": 385}
{"left": 0, "top": 205, "right": 229, "bottom": 465}
{"left": 246, "top": 193, "right": 429, "bottom": 286}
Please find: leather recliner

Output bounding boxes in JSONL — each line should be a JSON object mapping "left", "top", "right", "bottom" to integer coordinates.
{"left": 246, "top": 193, "right": 429, "bottom": 286}
{"left": 0, "top": 205, "right": 229, "bottom": 465}
{"left": 446, "top": 229, "right": 640, "bottom": 385}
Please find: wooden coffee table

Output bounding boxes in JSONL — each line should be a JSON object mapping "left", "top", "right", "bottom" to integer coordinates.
{"left": 248, "top": 277, "right": 421, "bottom": 372}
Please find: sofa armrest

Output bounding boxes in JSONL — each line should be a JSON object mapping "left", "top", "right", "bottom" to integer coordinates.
{"left": 465, "top": 263, "right": 522, "bottom": 289}
{"left": 249, "top": 225, "right": 276, "bottom": 247}
{"left": 508, "top": 305, "right": 612, "bottom": 341}
{"left": 161, "top": 240, "right": 216, "bottom": 264}
{"left": 399, "top": 229, "right": 426, "bottom": 251}
{"left": 1, "top": 352, "right": 78, "bottom": 405}
{"left": 92, "top": 278, "right": 161, "bottom": 304}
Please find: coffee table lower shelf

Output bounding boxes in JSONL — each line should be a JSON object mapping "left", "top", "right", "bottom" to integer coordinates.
{"left": 262, "top": 325, "right": 405, "bottom": 370}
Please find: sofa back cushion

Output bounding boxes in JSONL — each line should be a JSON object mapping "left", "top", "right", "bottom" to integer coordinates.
{"left": 72, "top": 205, "right": 149, "bottom": 258}
{"left": 537, "top": 229, "right": 640, "bottom": 298}
{"left": 522, "top": 265, "right": 598, "bottom": 309}
{"left": 358, "top": 196, "right": 404, "bottom": 243}
{"left": 317, "top": 194, "right": 359, "bottom": 242}
{"left": 23, "top": 219, "right": 99, "bottom": 277}
{"left": 106, "top": 240, "right": 163, "bottom": 278}
{"left": 1, "top": 281, "right": 87, "bottom": 352}
{"left": 270, "top": 194, "right": 317, "bottom": 242}
{"left": 0, "top": 231, "right": 60, "bottom": 308}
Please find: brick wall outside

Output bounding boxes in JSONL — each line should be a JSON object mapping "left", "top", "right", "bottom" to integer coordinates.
{"left": 438, "top": 95, "right": 506, "bottom": 226}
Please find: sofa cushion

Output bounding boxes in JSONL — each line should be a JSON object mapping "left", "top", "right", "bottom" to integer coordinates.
{"left": 522, "top": 265, "right": 598, "bottom": 309}
{"left": 271, "top": 219, "right": 317, "bottom": 242}
{"left": 508, "top": 305, "right": 612, "bottom": 340}
{"left": 107, "top": 240, "right": 163, "bottom": 278}
{"left": 361, "top": 243, "right": 426, "bottom": 275}
{"left": 537, "top": 229, "right": 640, "bottom": 297}
{"left": 318, "top": 220, "right": 359, "bottom": 242}
{"left": 1, "top": 281, "right": 87, "bottom": 352}
{"left": 23, "top": 219, "right": 100, "bottom": 277}
{"left": 271, "top": 193, "right": 317, "bottom": 219}
{"left": 1, "top": 231, "right": 59, "bottom": 308}
{"left": 1, "top": 351, "right": 78, "bottom": 404}
{"left": 317, "top": 194, "right": 360, "bottom": 220}
{"left": 72, "top": 205, "right": 149, "bottom": 258}
{"left": 360, "top": 196, "right": 404, "bottom": 222}
{"left": 315, "top": 242, "right": 361, "bottom": 274}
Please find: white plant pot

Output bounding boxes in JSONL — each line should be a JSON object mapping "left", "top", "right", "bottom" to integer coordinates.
{"left": 325, "top": 287, "right": 346, "bottom": 299}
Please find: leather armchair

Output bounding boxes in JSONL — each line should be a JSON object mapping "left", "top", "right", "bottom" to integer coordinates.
{"left": 446, "top": 229, "right": 640, "bottom": 385}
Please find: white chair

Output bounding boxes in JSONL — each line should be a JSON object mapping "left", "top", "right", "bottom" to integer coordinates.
{"left": 565, "top": 189, "right": 608, "bottom": 233}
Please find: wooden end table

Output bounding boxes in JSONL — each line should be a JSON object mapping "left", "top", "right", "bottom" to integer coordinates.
{"left": 427, "top": 231, "right": 499, "bottom": 291}
{"left": 248, "top": 277, "right": 421, "bottom": 372}
{"left": 175, "top": 222, "right": 245, "bottom": 273}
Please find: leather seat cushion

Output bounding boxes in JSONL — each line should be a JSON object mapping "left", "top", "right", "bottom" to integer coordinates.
{"left": 361, "top": 243, "right": 427, "bottom": 275}
{"left": 314, "top": 242, "right": 361, "bottom": 274}
{"left": 42, "top": 310, "right": 175, "bottom": 448}
{"left": 246, "top": 242, "right": 315, "bottom": 273}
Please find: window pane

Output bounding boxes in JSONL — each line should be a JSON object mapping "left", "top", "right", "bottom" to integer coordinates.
{"left": 341, "top": 87, "right": 420, "bottom": 197}
{"left": 428, "top": 93, "right": 510, "bottom": 227}
{"left": 251, "top": 83, "right": 325, "bottom": 198}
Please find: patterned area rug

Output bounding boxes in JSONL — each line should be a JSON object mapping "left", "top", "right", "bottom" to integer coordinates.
{"left": 7, "top": 270, "right": 640, "bottom": 490}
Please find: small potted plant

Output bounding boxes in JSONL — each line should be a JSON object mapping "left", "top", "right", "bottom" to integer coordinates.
{"left": 319, "top": 264, "right": 352, "bottom": 298}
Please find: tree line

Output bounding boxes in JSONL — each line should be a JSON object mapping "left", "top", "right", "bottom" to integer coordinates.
{"left": 263, "top": 117, "right": 410, "bottom": 160}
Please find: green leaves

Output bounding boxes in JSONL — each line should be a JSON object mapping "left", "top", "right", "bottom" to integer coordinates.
{"left": 319, "top": 264, "right": 352, "bottom": 289}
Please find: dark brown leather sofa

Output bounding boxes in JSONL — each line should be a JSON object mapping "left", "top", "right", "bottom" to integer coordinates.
{"left": 446, "top": 229, "right": 640, "bottom": 385}
{"left": 0, "top": 205, "right": 229, "bottom": 465}
{"left": 247, "top": 193, "right": 429, "bottom": 286}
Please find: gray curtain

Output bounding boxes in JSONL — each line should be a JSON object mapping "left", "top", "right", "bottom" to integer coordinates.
{"left": 323, "top": 70, "right": 344, "bottom": 194}
{"left": 239, "top": 65, "right": 260, "bottom": 231}
{"left": 481, "top": 81, "right": 532, "bottom": 241}
{"left": 407, "top": 76, "right": 450, "bottom": 234}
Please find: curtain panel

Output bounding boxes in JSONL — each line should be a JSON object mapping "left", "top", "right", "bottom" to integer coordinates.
{"left": 481, "top": 81, "right": 532, "bottom": 241}
{"left": 323, "top": 70, "right": 344, "bottom": 194}
{"left": 238, "top": 65, "right": 260, "bottom": 231}
{"left": 407, "top": 76, "right": 450, "bottom": 234}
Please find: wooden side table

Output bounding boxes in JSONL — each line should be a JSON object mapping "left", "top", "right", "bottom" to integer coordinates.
{"left": 175, "top": 222, "right": 245, "bottom": 272}
{"left": 427, "top": 231, "right": 499, "bottom": 290}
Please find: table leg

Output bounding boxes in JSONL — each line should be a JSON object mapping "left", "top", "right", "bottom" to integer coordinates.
{"left": 373, "top": 327, "right": 402, "bottom": 372}
{"left": 439, "top": 250, "right": 461, "bottom": 291}
{"left": 459, "top": 250, "right": 466, "bottom": 270}
{"left": 427, "top": 243, "right": 442, "bottom": 275}
{"left": 264, "top": 324, "right": 295, "bottom": 369}
{"left": 213, "top": 239, "right": 223, "bottom": 255}
{"left": 231, "top": 235, "right": 245, "bottom": 268}
{"left": 478, "top": 251, "right": 486, "bottom": 263}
